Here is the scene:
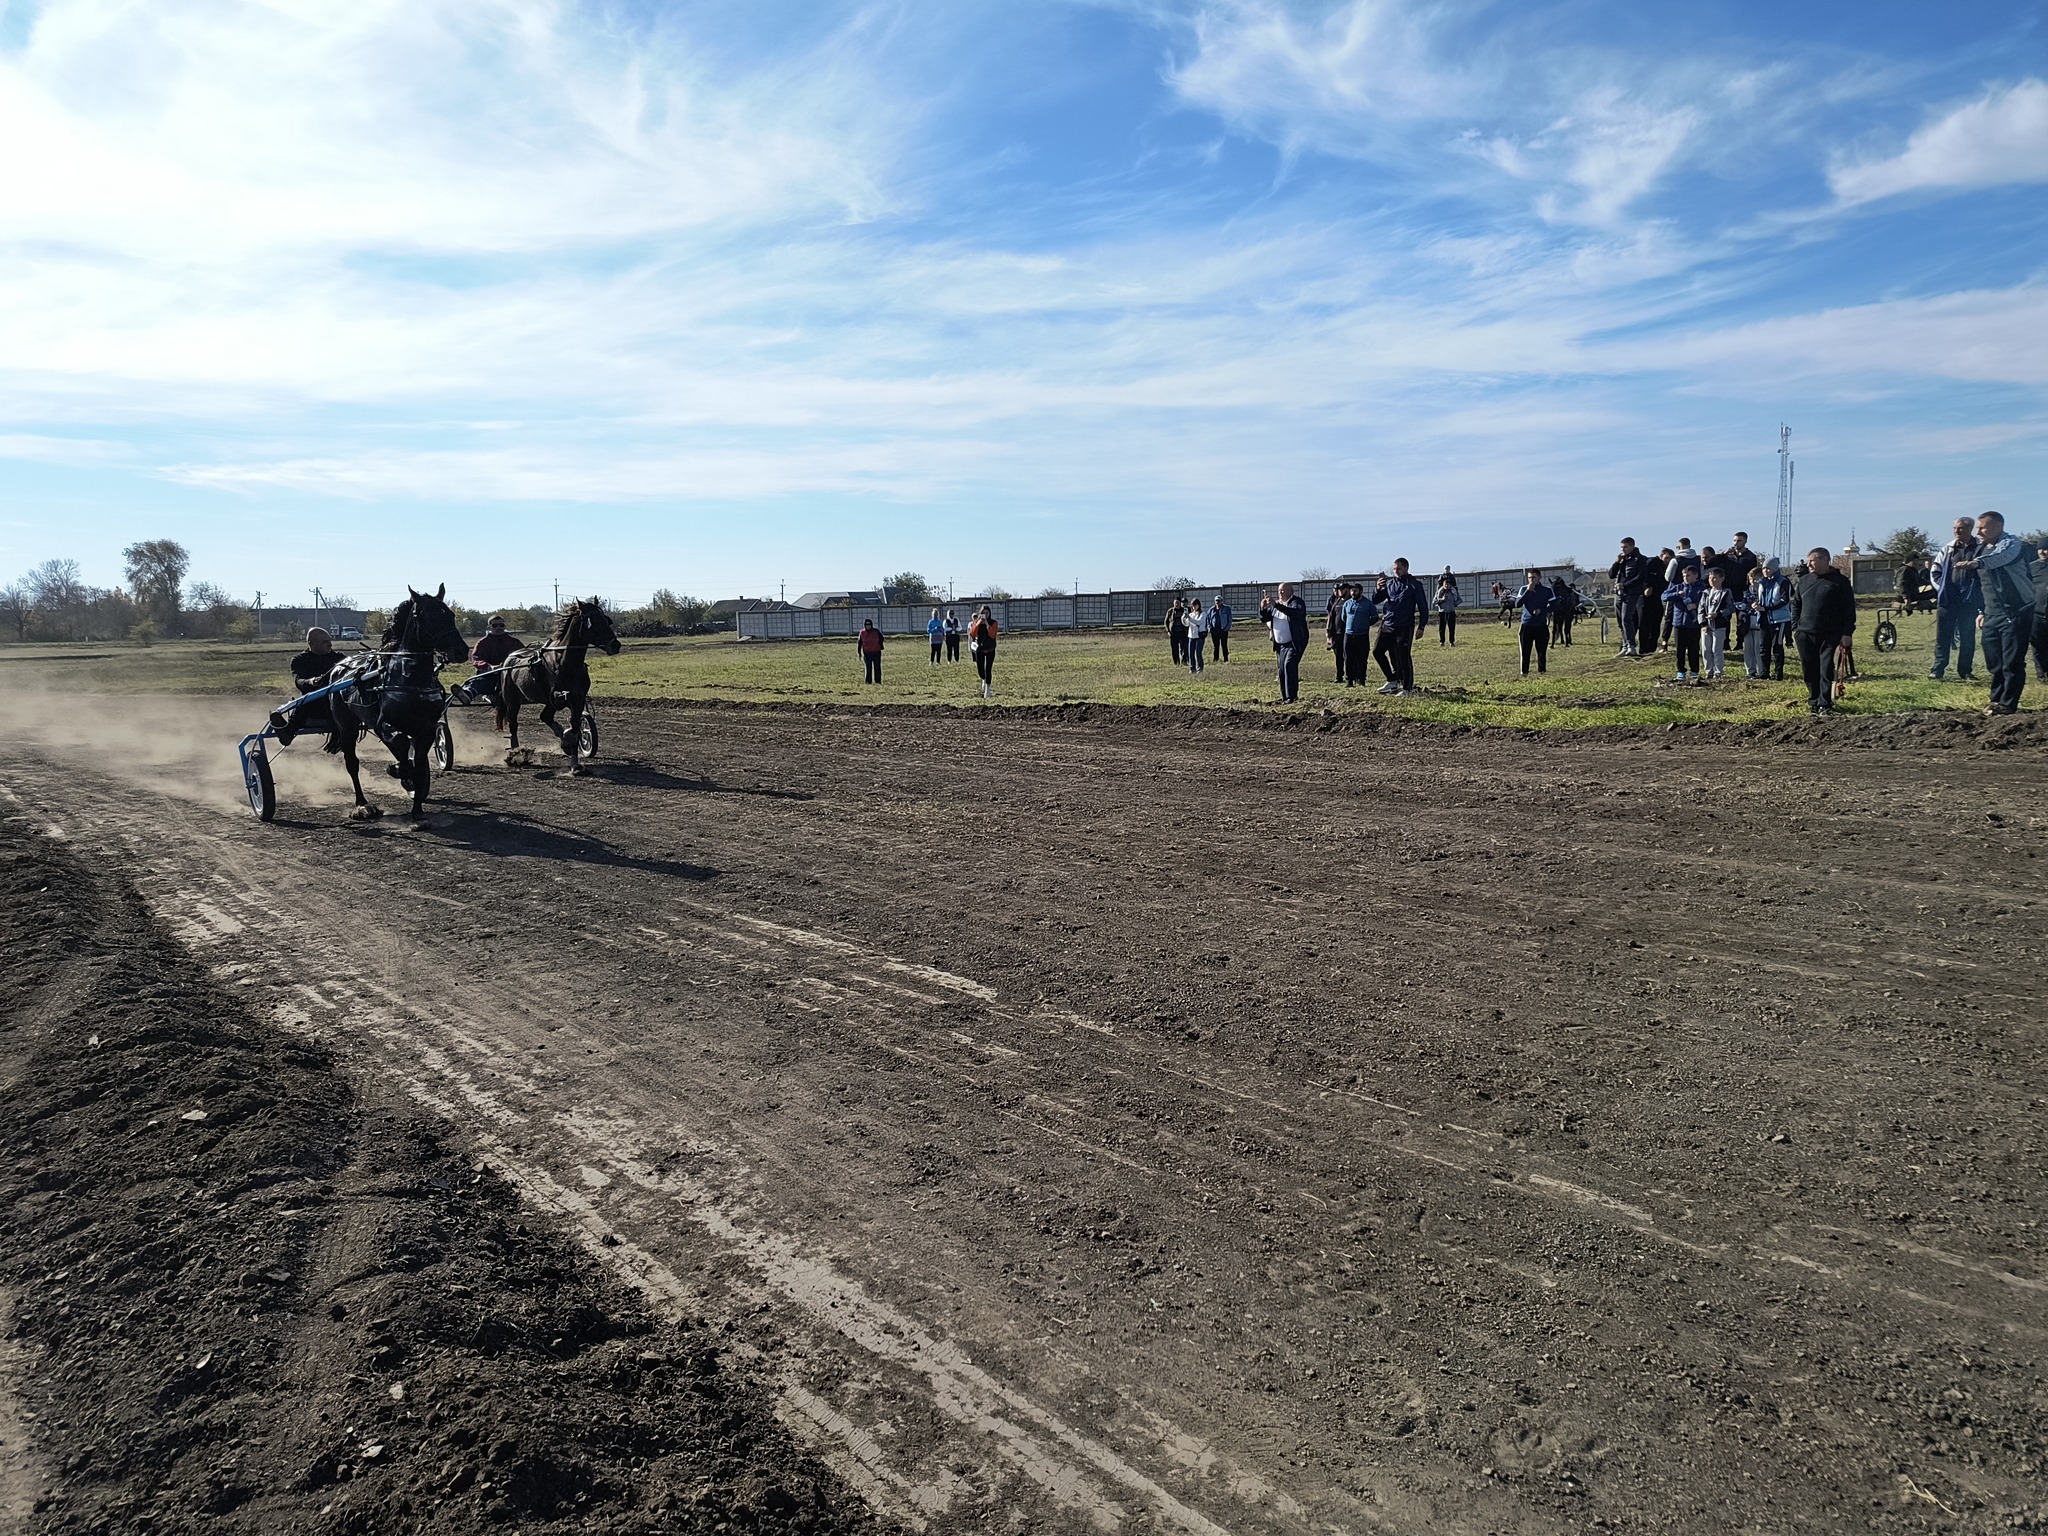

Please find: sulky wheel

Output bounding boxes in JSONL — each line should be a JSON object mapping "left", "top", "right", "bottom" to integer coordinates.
{"left": 1872, "top": 620, "right": 1897, "bottom": 654}
{"left": 575, "top": 710, "right": 599, "bottom": 760}
{"left": 432, "top": 713, "right": 456, "bottom": 772}
{"left": 246, "top": 745, "right": 277, "bottom": 822}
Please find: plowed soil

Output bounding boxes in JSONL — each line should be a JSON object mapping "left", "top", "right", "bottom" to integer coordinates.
{"left": 0, "top": 696, "right": 2043, "bottom": 1535}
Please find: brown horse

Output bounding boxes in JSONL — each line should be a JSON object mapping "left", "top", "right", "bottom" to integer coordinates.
{"left": 494, "top": 597, "right": 620, "bottom": 774}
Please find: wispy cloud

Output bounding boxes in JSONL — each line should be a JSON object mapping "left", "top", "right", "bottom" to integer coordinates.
{"left": 0, "top": 0, "right": 2039, "bottom": 595}
{"left": 1831, "top": 78, "right": 2048, "bottom": 205}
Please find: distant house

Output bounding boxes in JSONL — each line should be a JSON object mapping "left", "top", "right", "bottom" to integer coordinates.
{"left": 791, "top": 590, "right": 885, "bottom": 610}
{"left": 706, "top": 596, "right": 796, "bottom": 624}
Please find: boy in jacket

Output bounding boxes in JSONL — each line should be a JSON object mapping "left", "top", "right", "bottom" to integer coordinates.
{"left": 1660, "top": 565, "right": 1707, "bottom": 682}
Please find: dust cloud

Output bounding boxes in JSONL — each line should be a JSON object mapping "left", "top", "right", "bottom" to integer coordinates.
{"left": 0, "top": 686, "right": 377, "bottom": 816}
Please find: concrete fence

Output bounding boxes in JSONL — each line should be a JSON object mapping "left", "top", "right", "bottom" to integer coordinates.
{"left": 736, "top": 566, "right": 1594, "bottom": 640}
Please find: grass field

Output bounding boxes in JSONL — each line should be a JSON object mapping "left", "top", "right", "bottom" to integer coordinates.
{"left": 9, "top": 608, "right": 2030, "bottom": 729}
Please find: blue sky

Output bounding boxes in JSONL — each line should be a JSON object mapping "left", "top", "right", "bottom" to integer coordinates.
{"left": 2, "top": 0, "right": 2044, "bottom": 609}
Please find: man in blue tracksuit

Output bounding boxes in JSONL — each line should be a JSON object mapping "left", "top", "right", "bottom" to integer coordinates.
{"left": 1951, "top": 511, "right": 2036, "bottom": 715}
{"left": 1373, "top": 559, "right": 1429, "bottom": 694}
{"left": 1928, "top": 515, "right": 1982, "bottom": 681}
{"left": 1514, "top": 568, "right": 1555, "bottom": 674}
{"left": 1340, "top": 584, "right": 1377, "bottom": 685}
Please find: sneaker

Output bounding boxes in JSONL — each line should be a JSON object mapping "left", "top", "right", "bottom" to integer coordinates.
{"left": 1674, "top": 672, "right": 1688, "bottom": 682}
{"left": 1377, "top": 682, "right": 1399, "bottom": 694}
{"left": 1986, "top": 703, "right": 2016, "bottom": 716}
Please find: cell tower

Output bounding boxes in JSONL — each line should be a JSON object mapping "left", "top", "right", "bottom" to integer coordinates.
{"left": 1773, "top": 424, "right": 1795, "bottom": 564}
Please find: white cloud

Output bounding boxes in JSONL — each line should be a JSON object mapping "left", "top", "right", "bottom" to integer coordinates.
{"left": 1170, "top": 0, "right": 1464, "bottom": 134}
{"left": 1831, "top": 79, "right": 2048, "bottom": 205}
{"left": 1617, "top": 283, "right": 2048, "bottom": 387}
{"left": 0, "top": 0, "right": 888, "bottom": 261}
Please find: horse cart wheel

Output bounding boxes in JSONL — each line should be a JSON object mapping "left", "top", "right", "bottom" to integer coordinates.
{"left": 1872, "top": 620, "right": 1898, "bottom": 654}
{"left": 432, "top": 712, "right": 456, "bottom": 772}
{"left": 575, "top": 710, "right": 599, "bottom": 760}
{"left": 245, "top": 745, "right": 277, "bottom": 822}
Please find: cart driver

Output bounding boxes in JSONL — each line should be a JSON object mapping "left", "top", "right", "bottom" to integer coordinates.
{"left": 274, "top": 627, "right": 343, "bottom": 745}
{"left": 462, "top": 614, "right": 523, "bottom": 704}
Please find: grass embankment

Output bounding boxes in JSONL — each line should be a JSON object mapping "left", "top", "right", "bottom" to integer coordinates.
{"left": 5, "top": 612, "right": 2032, "bottom": 729}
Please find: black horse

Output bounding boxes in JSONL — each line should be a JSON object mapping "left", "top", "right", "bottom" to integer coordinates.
{"left": 495, "top": 597, "right": 620, "bottom": 775}
{"left": 328, "top": 585, "right": 468, "bottom": 818}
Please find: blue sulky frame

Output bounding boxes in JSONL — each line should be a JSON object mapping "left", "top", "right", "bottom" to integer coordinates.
{"left": 236, "top": 674, "right": 355, "bottom": 822}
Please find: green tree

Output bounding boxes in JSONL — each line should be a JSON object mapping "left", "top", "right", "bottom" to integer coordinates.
{"left": 649, "top": 588, "right": 710, "bottom": 628}
{"left": 1879, "top": 526, "right": 1933, "bottom": 562}
{"left": 882, "top": 571, "right": 937, "bottom": 604}
{"left": 123, "top": 539, "right": 190, "bottom": 626}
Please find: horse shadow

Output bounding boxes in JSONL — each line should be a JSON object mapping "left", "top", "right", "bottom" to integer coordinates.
{"left": 416, "top": 806, "right": 718, "bottom": 882}
{"left": 576, "top": 759, "right": 814, "bottom": 801}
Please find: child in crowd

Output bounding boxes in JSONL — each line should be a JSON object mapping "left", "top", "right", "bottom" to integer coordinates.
{"left": 1697, "top": 567, "right": 1732, "bottom": 679}
{"left": 1738, "top": 570, "right": 1765, "bottom": 678}
{"left": 1661, "top": 564, "right": 1706, "bottom": 683}
{"left": 1755, "top": 557, "right": 1793, "bottom": 681}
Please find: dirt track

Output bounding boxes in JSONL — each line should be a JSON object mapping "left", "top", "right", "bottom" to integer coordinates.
{"left": 2, "top": 697, "right": 2045, "bottom": 1533}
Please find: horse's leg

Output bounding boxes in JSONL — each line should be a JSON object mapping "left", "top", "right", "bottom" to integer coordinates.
{"left": 502, "top": 698, "right": 522, "bottom": 761}
{"left": 563, "top": 692, "right": 583, "bottom": 775}
{"left": 342, "top": 730, "right": 381, "bottom": 820}
{"left": 411, "top": 732, "right": 431, "bottom": 816}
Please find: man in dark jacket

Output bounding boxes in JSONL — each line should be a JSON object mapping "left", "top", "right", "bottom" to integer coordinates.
{"left": 1952, "top": 511, "right": 2036, "bottom": 715}
{"left": 1373, "top": 559, "right": 1429, "bottom": 694}
{"left": 1325, "top": 584, "right": 1348, "bottom": 683}
{"left": 2030, "top": 546, "right": 2048, "bottom": 681}
{"left": 1722, "top": 531, "right": 1762, "bottom": 591}
{"left": 276, "top": 627, "right": 344, "bottom": 745}
{"left": 1609, "top": 538, "right": 1651, "bottom": 656}
{"left": 1791, "top": 548, "right": 1857, "bottom": 715}
{"left": 1259, "top": 583, "right": 1308, "bottom": 704}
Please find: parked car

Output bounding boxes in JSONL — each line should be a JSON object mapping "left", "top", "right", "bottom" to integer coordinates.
{"left": 336, "top": 626, "right": 362, "bottom": 640}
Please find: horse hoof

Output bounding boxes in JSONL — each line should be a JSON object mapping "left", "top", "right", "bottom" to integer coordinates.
{"left": 350, "top": 804, "right": 383, "bottom": 822}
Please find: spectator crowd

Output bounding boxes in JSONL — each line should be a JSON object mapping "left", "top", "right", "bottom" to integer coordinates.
{"left": 859, "top": 515, "right": 2042, "bottom": 717}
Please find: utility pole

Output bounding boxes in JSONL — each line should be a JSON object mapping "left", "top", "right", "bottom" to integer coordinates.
{"left": 779, "top": 580, "right": 786, "bottom": 604}
{"left": 1774, "top": 425, "right": 1795, "bottom": 566}
{"left": 311, "top": 587, "right": 325, "bottom": 630}
{"left": 552, "top": 578, "right": 560, "bottom": 612}
{"left": 252, "top": 591, "right": 263, "bottom": 639}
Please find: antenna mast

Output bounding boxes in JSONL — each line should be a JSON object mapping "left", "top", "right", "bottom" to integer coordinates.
{"left": 1773, "top": 425, "right": 1795, "bottom": 564}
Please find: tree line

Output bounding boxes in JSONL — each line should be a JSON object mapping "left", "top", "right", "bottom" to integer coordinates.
{"left": 0, "top": 540, "right": 256, "bottom": 644}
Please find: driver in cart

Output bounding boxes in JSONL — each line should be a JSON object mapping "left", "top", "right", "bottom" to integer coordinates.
{"left": 458, "top": 614, "right": 523, "bottom": 704}
{"left": 274, "top": 627, "right": 345, "bottom": 745}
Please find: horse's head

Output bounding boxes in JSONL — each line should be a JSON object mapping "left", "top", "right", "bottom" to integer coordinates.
{"left": 391, "top": 583, "right": 469, "bottom": 665}
{"left": 561, "top": 596, "right": 621, "bottom": 657}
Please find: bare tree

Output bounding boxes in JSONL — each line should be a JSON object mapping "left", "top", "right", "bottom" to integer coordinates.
{"left": 123, "top": 539, "right": 189, "bottom": 626}
{"left": 1298, "top": 566, "right": 1333, "bottom": 581}
{"left": 0, "top": 582, "right": 29, "bottom": 641}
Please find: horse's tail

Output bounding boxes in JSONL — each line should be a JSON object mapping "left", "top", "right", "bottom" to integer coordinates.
{"left": 494, "top": 657, "right": 524, "bottom": 732}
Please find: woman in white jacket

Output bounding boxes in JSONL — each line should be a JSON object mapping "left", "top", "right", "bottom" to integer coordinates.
{"left": 1184, "top": 597, "right": 1209, "bottom": 674}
